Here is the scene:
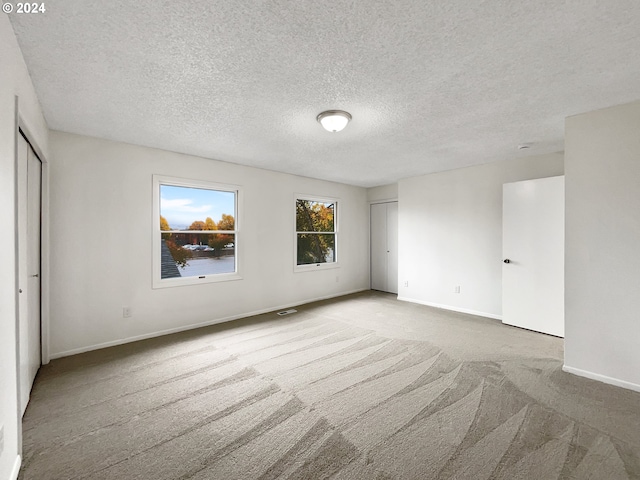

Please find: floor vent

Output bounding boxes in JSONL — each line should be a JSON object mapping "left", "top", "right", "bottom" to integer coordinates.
{"left": 277, "top": 309, "right": 298, "bottom": 316}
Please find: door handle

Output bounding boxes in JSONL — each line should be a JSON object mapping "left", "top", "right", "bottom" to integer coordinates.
{"left": 503, "top": 259, "right": 511, "bottom": 264}
{"left": 30, "top": 274, "right": 39, "bottom": 278}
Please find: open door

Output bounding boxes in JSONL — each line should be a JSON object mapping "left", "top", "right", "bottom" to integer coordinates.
{"left": 502, "top": 176, "right": 564, "bottom": 337}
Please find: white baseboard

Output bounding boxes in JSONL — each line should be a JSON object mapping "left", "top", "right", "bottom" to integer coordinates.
{"left": 50, "top": 288, "right": 368, "bottom": 359}
{"left": 10, "top": 456, "right": 21, "bottom": 480}
{"left": 397, "top": 296, "right": 502, "bottom": 321}
{"left": 562, "top": 365, "right": 640, "bottom": 393}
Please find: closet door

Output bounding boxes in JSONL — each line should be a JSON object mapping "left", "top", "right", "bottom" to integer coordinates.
{"left": 370, "top": 203, "right": 387, "bottom": 291}
{"left": 386, "top": 202, "right": 398, "bottom": 294}
{"left": 18, "top": 133, "right": 42, "bottom": 415}
{"left": 370, "top": 202, "right": 398, "bottom": 294}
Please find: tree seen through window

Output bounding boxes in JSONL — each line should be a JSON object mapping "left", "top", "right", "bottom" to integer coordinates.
{"left": 160, "top": 184, "right": 236, "bottom": 279}
{"left": 296, "top": 199, "right": 336, "bottom": 265}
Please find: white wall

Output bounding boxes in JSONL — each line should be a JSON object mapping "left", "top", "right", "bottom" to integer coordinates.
{"left": 397, "top": 153, "right": 563, "bottom": 318}
{"left": 0, "top": 15, "right": 49, "bottom": 480}
{"left": 564, "top": 101, "right": 640, "bottom": 391}
{"left": 49, "top": 132, "right": 369, "bottom": 357}
{"left": 367, "top": 183, "right": 398, "bottom": 203}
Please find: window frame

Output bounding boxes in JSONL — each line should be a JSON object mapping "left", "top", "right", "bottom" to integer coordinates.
{"left": 152, "top": 175, "right": 242, "bottom": 289}
{"left": 294, "top": 194, "right": 340, "bottom": 273}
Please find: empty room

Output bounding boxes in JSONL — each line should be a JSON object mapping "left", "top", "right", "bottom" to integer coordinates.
{"left": 2, "top": 1, "right": 640, "bottom": 479}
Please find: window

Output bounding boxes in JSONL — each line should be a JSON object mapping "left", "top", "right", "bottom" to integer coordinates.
{"left": 153, "top": 175, "right": 241, "bottom": 288}
{"left": 295, "top": 196, "right": 338, "bottom": 271}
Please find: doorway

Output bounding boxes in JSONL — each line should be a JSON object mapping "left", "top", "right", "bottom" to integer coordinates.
{"left": 370, "top": 201, "right": 398, "bottom": 294}
{"left": 18, "top": 130, "right": 42, "bottom": 415}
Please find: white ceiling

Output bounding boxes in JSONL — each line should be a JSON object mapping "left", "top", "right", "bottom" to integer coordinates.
{"left": 9, "top": 0, "right": 640, "bottom": 187}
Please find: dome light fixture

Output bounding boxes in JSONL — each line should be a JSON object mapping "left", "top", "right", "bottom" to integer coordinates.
{"left": 317, "top": 110, "right": 352, "bottom": 132}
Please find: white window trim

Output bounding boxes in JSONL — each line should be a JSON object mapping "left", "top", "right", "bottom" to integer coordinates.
{"left": 294, "top": 193, "right": 340, "bottom": 273}
{"left": 152, "top": 174, "right": 242, "bottom": 288}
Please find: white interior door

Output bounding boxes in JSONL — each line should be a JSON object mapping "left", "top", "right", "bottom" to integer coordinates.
{"left": 370, "top": 203, "right": 387, "bottom": 291}
{"left": 502, "top": 176, "right": 564, "bottom": 337}
{"left": 18, "top": 133, "right": 42, "bottom": 415}
{"left": 370, "top": 201, "right": 398, "bottom": 294}
{"left": 386, "top": 202, "right": 398, "bottom": 294}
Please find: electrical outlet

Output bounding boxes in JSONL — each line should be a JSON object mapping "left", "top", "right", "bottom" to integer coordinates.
{"left": 404, "top": 281, "right": 409, "bottom": 287}
{"left": 454, "top": 286, "right": 461, "bottom": 294}
{"left": 0, "top": 424, "right": 4, "bottom": 456}
{"left": 123, "top": 307, "right": 132, "bottom": 318}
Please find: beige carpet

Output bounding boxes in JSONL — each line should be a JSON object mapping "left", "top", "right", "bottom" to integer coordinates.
{"left": 20, "top": 291, "right": 640, "bottom": 479}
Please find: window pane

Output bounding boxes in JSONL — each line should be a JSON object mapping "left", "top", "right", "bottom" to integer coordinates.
{"left": 161, "top": 233, "right": 235, "bottom": 278}
{"left": 160, "top": 185, "right": 235, "bottom": 231}
{"left": 296, "top": 200, "right": 334, "bottom": 232}
{"left": 297, "top": 233, "right": 335, "bottom": 265}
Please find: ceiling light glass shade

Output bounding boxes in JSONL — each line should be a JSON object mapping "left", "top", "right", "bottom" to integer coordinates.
{"left": 317, "top": 110, "right": 352, "bottom": 132}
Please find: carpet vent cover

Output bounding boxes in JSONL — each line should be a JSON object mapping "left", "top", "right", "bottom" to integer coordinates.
{"left": 277, "top": 309, "right": 298, "bottom": 316}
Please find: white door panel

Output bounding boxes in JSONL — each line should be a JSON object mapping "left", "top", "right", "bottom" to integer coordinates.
{"left": 18, "top": 134, "right": 42, "bottom": 415}
{"left": 370, "top": 202, "right": 398, "bottom": 294}
{"left": 502, "top": 176, "right": 564, "bottom": 337}
{"left": 18, "top": 135, "right": 30, "bottom": 415}
{"left": 27, "top": 143, "right": 42, "bottom": 388}
{"left": 386, "top": 202, "right": 399, "bottom": 294}
{"left": 370, "top": 203, "right": 387, "bottom": 291}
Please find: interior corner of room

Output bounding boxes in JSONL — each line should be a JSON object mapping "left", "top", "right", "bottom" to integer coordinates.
{"left": 2, "top": 4, "right": 640, "bottom": 479}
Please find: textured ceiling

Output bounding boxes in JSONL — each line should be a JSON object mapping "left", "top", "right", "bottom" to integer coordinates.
{"left": 9, "top": 0, "right": 640, "bottom": 187}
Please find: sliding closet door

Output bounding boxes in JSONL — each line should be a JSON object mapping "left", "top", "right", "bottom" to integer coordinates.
{"left": 386, "top": 202, "right": 398, "bottom": 293}
{"left": 370, "top": 201, "right": 398, "bottom": 294}
{"left": 18, "top": 133, "right": 42, "bottom": 415}
{"left": 371, "top": 203, "right": 387, "bottom": 291}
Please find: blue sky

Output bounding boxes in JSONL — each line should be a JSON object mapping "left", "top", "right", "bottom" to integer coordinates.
{"left": 160, "top": 185, "right": 235, "bottom": 230}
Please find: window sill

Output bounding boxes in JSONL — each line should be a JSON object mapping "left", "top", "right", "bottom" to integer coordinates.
{"left": 153, "top": 272, "right": 243, "bottom": 289}
{"left": 294, "top": 262, "right": 340, "bottom": 273}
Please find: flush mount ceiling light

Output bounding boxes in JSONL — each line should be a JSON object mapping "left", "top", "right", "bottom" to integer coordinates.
{"left": 317, "top": 110, "right": 352, "bottom": 132}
